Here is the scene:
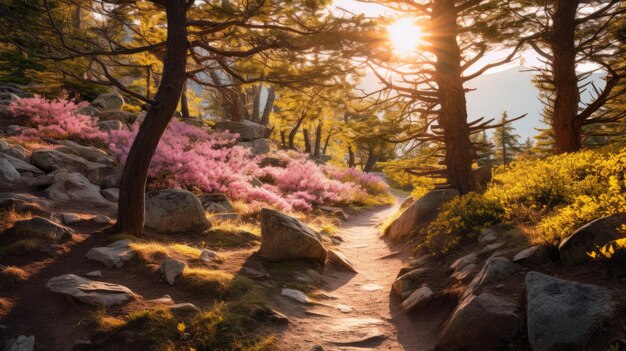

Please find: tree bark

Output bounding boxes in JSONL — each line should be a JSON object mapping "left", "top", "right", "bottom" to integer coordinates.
{"left": 363, "top": 147, "right": 378, "bottom": 172}
{"left": 432, "top": 0, "right": 474, "bottom": 194}
{"left": 180, "top": 80, "right": 190, "bottom": 119}
{"left": 280, "top": 130, "right": 287, "bottom": 148}
{"left": 288, "top": 113, "right": 306, "bottom": 149}
{"left": 313, "top": 122, "right": 322, "bottom": 158}
{"left": 322, "top": 129, "right": 332, "bottom": 155}
{"left": 114, "top": 0, "right": 189, "bottom": 235}
{"left": 550, "top": 0, "right": 581, "bottom": 153}
{"left": 347, "top": 145, "right": 355, "bottom": 168}
{"left": 303, "top": 128, "right": 312, "bottom": 154}
{"left": 260, "top": 86, "right": 275, "bottom": 126}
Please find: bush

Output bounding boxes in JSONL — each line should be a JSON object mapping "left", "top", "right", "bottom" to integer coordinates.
{"left": 423, "top": 192, "right": 504, "bottom": 254}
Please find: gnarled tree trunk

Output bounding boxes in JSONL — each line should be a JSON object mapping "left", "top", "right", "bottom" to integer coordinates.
{"left": 114, "top": 0, "right": 189, "bottom": 235}
{"left": 432, "top": 0, "right": 474, "bottom": 194}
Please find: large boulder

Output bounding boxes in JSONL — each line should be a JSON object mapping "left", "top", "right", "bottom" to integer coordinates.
{"left": 91, "top": 93, "right": 124, "bottom": 110}
{"left": 86, "top": 240, "right": 136, "bottom": 268}
{"left": 10, "top": 217, "right": 74, "bottom": 241}
{"left": 46, "top": 274, "right": 135, "bottom": 306}
{"left": 213, "top": 120, "right": 268, "bottom": 141}
{"left": 144, "top": 189, "right": 211, "bottom": 234}
{"left": 258, "top": 208, "right": 327, "bottom": 264}
{"left": 0, "top": 158, "right": 20, "bottom": 182}
{"left": 525, "top": 271, "right": 616, "bottom": 351}
{"left": 436, "top": 293, "right": 522, "bottom": 351}
{"left": 559, "top": 213, "right": 626, "bottom": 265}
{"left": 30, "top": 149, "right": 117, "bottom": 185}
{"left": 43, "top": 172, "right": 111, "bottom": 206}
{"left": 56, "top": 140, "right": 116, "bottom": 165}
{"left": 385, "top": 189, "right": 459, "bottom": 240}
{"left": 0, "top": 192, "right": 52, "bottom": 216}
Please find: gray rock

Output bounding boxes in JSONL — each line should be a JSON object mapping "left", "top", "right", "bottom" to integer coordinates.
{"left": 144, "top": 189, "right": 211, "bottom": 234}
{"left": 31, "top": 149, "right": 117, "bottom": 185}
{"left": 169, "top": 303, "right": 200, "bottom": 317}
{"left": 0, "top": 139, "right": 9, "bottom": 151}
{"left": 3, "top": 335, "right": 35, "bottom": 351}
{"left": 451, "top": 263, "right": 478, "bottom": 283}
{"left": 56, "top": 140, "right": 116, "bottom": 165}
{"left": 102, "top": 173, "right": 121, "bottom": 188}
{"left": 92, "top": 215, "right": 111, "bottom": 224}
{"left": 258, "top": 208, "right": 327, "bottom": 264}
{"left": 0, "top": 153, "right": 43, "bottom": 174}
{"left": 436, "top": 293, "right": 522, "bottom": 351}
{"left": 525, "top": 271, "right": 616, "bottom": 351}
{"left": 559, "top": 213, "right": 626, "bottom": 265}
{"left": 327, "top": 249, "right": 357, "bottom": 273}
{"left": 239, "top": 138, "right": 270, "bottom": 154}
{"left": 97, "top": 120, "right": 124, "bottom": 131}
{"left": 0, "top": 92, "right": 19, "bottom": 105}
{"left": 84, "top": 271, "right": 102, "bottom": 277}
{"left": 199, "top": 249, "right": 223, "bottom": 264}
{"left": 62, "top": 213, "right": 82, "bottom": 224}
{"left": 91, "top": 93, "right": 124, "bottom": 110}
{"left": 46, "top": 274, "right": 135, "bottom": 306}
{"left": 43, "top": 172, "right": 111, "bottom": 206}
{"left": 6, "top": 125, "right": 24, "bottom": 136}
{"left": 4, "top": 146, "right": 28, "bottom": 161}
{"left": 0, "top": 158, "right": 20, "bottom": 182}
{"left": 478, "top": 241, "right": 505, "bottom": 255}
{"left": 259, "top": 156, "right": 287, "bottom": 168}
{"left": 281, "top": 288, "right": 311, "bottom": 304}
{"left": 10, "top": 217, "right": 74, "bottom": 241}
{"left": 385, "top": 189, "right": 458, "bottom": 240}
{"left": 160, "top": 259, "right": 186, "bottom": 285}
{"left": 86, "top": 240, "right": 136, "bottom": 268}
{"left": 100, "top": 188, "right": 119, "bottom": 202}
{"left": 197, "top": 193, "right": 233, "bottom": 213}
{"left": 450, "top": 252, "right": 477, "bottom": 271}
{"left": 401, "top": 286, "right": 434, "bottom": 312}
{"left": 213, "top": 120, "right": 268, "bottom": 141}
{"left": 513, "top": 245, "right": 541, "bottom": 263}
{"left": 477, "top": 223, "right": 518, "bottom": 246}
{"left": 78, "top": 105, "right": 101, "bottom": 116}
{"left": 392, "top": 268, "right": 427, "bottom": 298}
{"left": 463, "top": 257, "right": 520, "bottom": 299}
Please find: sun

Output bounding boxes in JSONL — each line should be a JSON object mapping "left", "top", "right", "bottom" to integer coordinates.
{"left": 386, "top": 18, "right": 423, "bottom": 55}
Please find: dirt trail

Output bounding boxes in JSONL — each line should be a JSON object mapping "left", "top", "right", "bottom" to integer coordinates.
{"left": 275, "top": 192, "right": 449, "bottom": 351}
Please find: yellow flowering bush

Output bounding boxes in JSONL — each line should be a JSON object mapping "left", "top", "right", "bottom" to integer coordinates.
{"left": 423, "top": 147, "right": 626, "bottom": 254}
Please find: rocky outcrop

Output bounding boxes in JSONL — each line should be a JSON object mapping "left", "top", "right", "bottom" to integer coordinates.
{"left": 559, "top": 213, "right": 626, "bottom": 265}
{"left": 436, "top": 293, "right": 522, "bottom": 351}
{"left": 385, "top": 189, "right": 458, "bottom": 240}
{"left": 213, "top": 120, "right": 268, "bottom": 141}
{"left": 86, "top": 240, "right": 136, "bottom": 268}
{"left": 0, "top": 193, "right": 52, "bottom": 216}
{"left": 0, "top": 152, "right": 43, "bottom": 175}
{"left": 258, "top": 208, "right": 327, "bottom": 264}
{"left": 525, "top": 271, "right": 616, "bottom": 351}
{"left": 10, "top": 217, "right": 74, "bottom": 241}
{"left": 144, "top": 189, "right": 211, "bottom": 234}
{"left": 43, "top": 172, "right": 111, "bottom": 206}
{"left": 56, "top": 140, "right": 116, "bottom": 166}
{"left": 0, "top": 158, "right": 20, "bottom": 182}
{"left": 46, "top": 274, "right": 135, "bottom": 306}
{"left": 31, "top": 149, "right": 117, "bottom": 185}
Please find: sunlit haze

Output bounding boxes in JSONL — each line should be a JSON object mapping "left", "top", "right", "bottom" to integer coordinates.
{"left": 386, "top": 18, "right": 423, "bottom": 56}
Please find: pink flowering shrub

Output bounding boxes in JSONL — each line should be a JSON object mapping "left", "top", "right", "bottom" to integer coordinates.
{"left": 8, "top": 97, "right": 108, "bottom": 144}
{"left": 10, "top": 96, "right": 390, "bottom": 212}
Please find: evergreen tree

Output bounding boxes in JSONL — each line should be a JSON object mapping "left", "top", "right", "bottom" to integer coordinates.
{"left": 492, "top": 112, "right": 522, "bottom": 165}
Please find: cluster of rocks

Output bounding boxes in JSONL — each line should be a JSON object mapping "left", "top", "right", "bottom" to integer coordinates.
{"left": 391, "top": 214, "right": 620, "bottom": 350}
{"left": 0, "top": 84, "right": 33, "bottom": 108}
{"left": 213, "top": 119, "right": 271, "bottom": 155}
{"left": 78, "top": 93, "right": 136, "bottom": 131}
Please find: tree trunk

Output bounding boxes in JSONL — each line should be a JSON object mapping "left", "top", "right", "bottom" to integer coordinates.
{"left": 322, "top": 129, "right": 332, "bottom": 155}
{"left": 180, "top": 80, "right": 190, "bottom": 119}
{"left": 551, "top": 0, "right": 581, "bottom": 153}
{"left": 303, "top": 128, "right": 312, "bottom": 154}
{"left": 114, "top": 0, "right": 189, "bottom": 235}
{"left": 347, "top": 145, "right": 355, "bottom": 168}
{"left": 260, "top": 86, "right": 275, "bottom": 126}
{"left": 251, "top": 85, "right": 261, "bottom": 123}
{"left": 363, "top": 147, "right": 378, "bottom": 172}
{"left": 313, "top": 122, "right": 322, "bottom": 158}
{"left": 280, "top": 130, "right": 287, "bottom": 148}
{"left": 432, "top": 0, "right": 474, "bottom": 194}
{"left": 288, "top": 113, "right": 306, "bottom": 149}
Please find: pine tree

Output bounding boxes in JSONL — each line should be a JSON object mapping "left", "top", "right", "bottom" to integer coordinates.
{"left": 493, "top": 112, "right": 522, "bottom": 165}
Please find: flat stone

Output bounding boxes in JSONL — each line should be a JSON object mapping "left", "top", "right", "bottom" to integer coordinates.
{"left": 361, "top": 283, "right": 383, "bottom": 292}
{"left": 160, "top": 259, "right": 186, "bottom": 285}
{"left": 327, "top": 249, "right": 357, "bottom": 273}
{"left": 85, "top": 240, "right": 136, "bottom": 268}
{"left": 336, "top": 304, "right": 353, "bottom": 313}
{"left": 10, "top": 217, "right": 74, "bottom": 241}
{"left": 513, "top": 246, "right": 540, "bottom": 263}
{"left": 281, "top": 288, "right": 311, "bottom": 304}
{"left": 46, "top": 274, "right": 135, "bottom": 306}
{"left": 326, "top": 318, "right": 386, "bottom": 346}
{"left": 84, "top": 271, "right": 102, "bottom": 277}
{"left": 402, "top": 286, "right": 434, "bottom": 312}
{"left": 525, "top": 271, "right": 616, "bottom": 351}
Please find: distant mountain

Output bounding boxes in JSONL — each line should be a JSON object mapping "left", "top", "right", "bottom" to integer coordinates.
{"left": 466, "top": 66, "right": 603, "bottom": 139}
